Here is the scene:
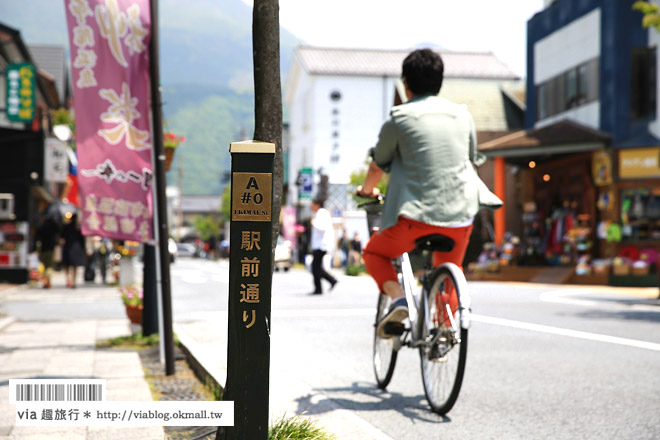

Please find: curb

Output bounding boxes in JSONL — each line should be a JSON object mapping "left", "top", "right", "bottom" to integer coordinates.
{"left": 174, "top": 325, "right": 395, "bottom": 440}
{"left": 0, "top": 284, "right": 28, "bottom": 300}
{"left": 0, "top": 316, "right": 16, "bottom": 332}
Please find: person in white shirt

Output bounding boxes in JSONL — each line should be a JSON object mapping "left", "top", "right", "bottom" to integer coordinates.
{"left": 310, "top": 198, "right": 338, "bottom": 295}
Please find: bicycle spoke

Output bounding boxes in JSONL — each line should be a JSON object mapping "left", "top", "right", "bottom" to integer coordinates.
{"left": 419, "top": 266, "right": 468, "bottom": 415}
{"left": 373, "top": 294, "right": 398, "bottom": 389}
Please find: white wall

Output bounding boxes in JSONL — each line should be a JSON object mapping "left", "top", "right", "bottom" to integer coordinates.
{"left": 286, "top": 65, "right": 397, "bottom": 205}
{"left": 536, "top": 101, "right": 600, "bottom": 130}
{"left": 311, "top": 75, "right": 396, "bottom": 185}
{"left": 534, "top": 8, "right": 601, "bottom": 84}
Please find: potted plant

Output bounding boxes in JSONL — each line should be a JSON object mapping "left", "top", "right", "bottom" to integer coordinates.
{"left": 120, "top": 285, "right": 143, "bottom": 324}
{"left": 163, "top": 131, "right": 186, "bottom": 171}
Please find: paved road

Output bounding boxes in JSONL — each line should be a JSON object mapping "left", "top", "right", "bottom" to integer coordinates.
{"left": 4, "top": 257, "right": 659, "bottom": 439}
{"left": 168, "top": 257, "right": 660, "bottom": 440}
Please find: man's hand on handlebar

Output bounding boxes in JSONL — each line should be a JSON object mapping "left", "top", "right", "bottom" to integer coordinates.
{"left": 355, "top": 185, "right": 381, "bottom": 198}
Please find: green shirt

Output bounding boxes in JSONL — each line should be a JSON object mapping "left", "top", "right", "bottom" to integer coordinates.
{"left": 371, "top": 95, "right": 488, "bottom": 231}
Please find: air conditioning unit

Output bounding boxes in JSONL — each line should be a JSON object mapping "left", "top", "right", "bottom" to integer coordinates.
{"left": 0, "top": 194, "right": 15, "bottom": 220}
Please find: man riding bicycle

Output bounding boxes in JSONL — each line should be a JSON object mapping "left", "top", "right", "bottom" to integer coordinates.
{"left": 356, "top": 48, "right": 500, "bottom": 339}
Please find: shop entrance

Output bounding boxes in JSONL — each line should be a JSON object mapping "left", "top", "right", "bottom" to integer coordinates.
{"left": 517, "top": 153, "right": 596, "bottom": 266}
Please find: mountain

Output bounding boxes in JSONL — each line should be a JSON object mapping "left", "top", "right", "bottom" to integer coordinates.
{"left": 0, "top": 0, "right": 299, "bottom": 195}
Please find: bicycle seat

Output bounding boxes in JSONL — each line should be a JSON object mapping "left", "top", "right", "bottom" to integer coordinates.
{"left": 415, "top": 234, "right": 455, "bottom": 252}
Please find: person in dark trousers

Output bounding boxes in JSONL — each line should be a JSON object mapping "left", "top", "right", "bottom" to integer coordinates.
{"left": 61, "top": 213, "right": 87, "bottom": 288}
{"left": 310, "top": 198, "right": 337, "bottom": 295}
{"left": 35, "top": 215, "right": 60, "bottom": 289}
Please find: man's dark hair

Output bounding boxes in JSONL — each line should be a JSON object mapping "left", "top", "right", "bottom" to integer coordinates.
{"left": 401, "top": 49, "right": 444, "bottom": 96}
{"left": 312, "top": 198, "right": 325, "bottom": 208}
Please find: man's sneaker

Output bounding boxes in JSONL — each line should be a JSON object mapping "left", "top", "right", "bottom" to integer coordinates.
{"left": 377, "top": 297, "right": 408, "bottom": 339}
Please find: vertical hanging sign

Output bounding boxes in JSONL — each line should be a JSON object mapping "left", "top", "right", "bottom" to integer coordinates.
{"left": 5, "top": 63, "right": 36, "bottom": 123}
{"left": 223, "top": 140, "right": 274, "bottom": 440}
{"left": 64, "top": 0, "right": 154, "bottom": 242}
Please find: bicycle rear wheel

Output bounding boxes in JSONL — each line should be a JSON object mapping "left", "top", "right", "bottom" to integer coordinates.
{"left": 419, "top": 266, "right": 468, "bottom": 414}
{"left": 373, "top": 294, "right": 398, "bottom": 389}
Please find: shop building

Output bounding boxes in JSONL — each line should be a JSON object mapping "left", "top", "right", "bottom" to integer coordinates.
{"left": 0, "top": 23, "right": 62, "bottom": 283}
{"left": 480, "top": 0, "right": 659, "bottom": 285}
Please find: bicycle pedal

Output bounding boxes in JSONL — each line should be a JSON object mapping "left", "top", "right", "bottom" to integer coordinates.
{"left": 384, "top": 322, "right": 405, "bottom": 336}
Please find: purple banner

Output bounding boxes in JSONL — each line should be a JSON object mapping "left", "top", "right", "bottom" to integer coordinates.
{"left": 65, "top": 0, "right": 153, "bottom": 241}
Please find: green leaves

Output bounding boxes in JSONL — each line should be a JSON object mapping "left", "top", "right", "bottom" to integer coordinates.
{"left": 633, "top": 1, "right": 660, "bottom": 31}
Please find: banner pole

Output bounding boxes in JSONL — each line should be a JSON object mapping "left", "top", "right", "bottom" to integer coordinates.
{"left": 149, "top": 0, "right": 175, "bottom": 375}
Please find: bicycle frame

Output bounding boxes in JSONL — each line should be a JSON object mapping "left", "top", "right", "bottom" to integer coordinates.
{"left": 396, "top": 252, "right": 471, "bottom": 349}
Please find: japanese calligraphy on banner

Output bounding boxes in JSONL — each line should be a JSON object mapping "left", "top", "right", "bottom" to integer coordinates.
{"left": 64, "top": 0, "right": 153, "bottom": 241}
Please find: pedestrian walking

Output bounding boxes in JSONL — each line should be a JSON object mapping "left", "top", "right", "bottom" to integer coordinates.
{"left": 348, "top": 232, "right": 363, "bottom": 266}
{"left": 310, "top": 198, "right": 337, "bottom": 295}
{"left": 337, "top": 228, "right": 349, "bottom": 267}
{"left": 61, "top": 213, "right": 87, "bottom": 288}
{"left": 35, "top": 214, "right": 60, "bottom": 289}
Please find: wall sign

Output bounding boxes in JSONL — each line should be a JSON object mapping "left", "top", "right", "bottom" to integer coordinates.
{"left": 5, "top": 63, "right": 36, "bottom": 123}
{"left": 619, "top": 147, "right": 660, "bottom": 179}
{"left": 592, "top": 150, "right": 612, "bottom": 186}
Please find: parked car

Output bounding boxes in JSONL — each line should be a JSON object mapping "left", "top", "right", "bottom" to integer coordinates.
{"left": 176, "top": 242, "right": 197, "bottom": 258}
{"left": 274, "top": 236, "right": 293, "bottom": 272}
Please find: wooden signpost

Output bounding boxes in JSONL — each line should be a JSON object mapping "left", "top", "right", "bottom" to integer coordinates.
{"left": 220, "top": 140, "right": 275, "bottom": 440}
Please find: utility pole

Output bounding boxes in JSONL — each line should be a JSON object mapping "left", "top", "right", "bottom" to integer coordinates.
{"left": 177, "top": 154, "right": 184, "bottom": 238}
{"left": 149, "top": 0, "right": 175, "bottom": 375}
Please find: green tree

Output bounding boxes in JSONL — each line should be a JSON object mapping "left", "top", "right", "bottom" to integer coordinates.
{"left": 349, "top": 162, "right": 390, "bottom": 203}
{"left": 192, "top": 215, "right": 221, "bottom": 242}
{"left": 219, "top": 184, "right": 232, "bottom": 222}
{"left": 634, "top": 1, "right": 660, "bottom": 31}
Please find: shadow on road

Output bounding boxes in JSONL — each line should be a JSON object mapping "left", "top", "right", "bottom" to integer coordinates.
{"left": 293, "top": 381, "right": 451, "bottom": 424}
{"left": 573, "top": 308, "right": 660, "bottom": 323}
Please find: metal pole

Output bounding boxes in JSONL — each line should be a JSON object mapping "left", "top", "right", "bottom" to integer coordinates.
{"left": 149, "top": 0, "right": 175, "bottom": 375}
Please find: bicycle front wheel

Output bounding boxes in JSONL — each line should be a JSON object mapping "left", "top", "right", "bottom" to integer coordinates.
{"left": 419, "top": 266, "right": 468, "bottom": 414}
{"left": 373, "top": 294, "right": 398, "bottom": 389}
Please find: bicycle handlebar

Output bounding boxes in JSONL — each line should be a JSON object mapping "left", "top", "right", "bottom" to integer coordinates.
{"left": 356, "top": 193, "right": 384, "bottom": 208}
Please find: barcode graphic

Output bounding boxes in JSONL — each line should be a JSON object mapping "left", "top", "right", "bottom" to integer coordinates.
{"left": 10, "top": 380, "right": 106, "bottom": 403}
{"left": 15, "top": 384, "right": 103, "bottom": 401}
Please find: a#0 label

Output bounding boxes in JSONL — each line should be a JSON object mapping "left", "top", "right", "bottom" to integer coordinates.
{"left": 14, "top": 401, "right": 234, "bottom": 427}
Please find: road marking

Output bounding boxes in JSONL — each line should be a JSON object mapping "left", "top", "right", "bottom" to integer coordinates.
{"left": 472, "top": 314, "right": 660, "bottom": 352}
{"left": 539, "top": 289, "right": 660, "bottom": 311}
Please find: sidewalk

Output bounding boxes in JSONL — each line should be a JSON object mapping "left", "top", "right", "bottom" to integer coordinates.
{"left": 0, "top": 275, "right": 163, "bottom": 439}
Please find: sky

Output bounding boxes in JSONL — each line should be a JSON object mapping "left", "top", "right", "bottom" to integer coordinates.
{"left": 242, "top": 0, "right": 546, "bottom": 77}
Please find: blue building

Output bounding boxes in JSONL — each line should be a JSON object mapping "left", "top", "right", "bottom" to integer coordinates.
{"left": 480, "top": 0, "right": 659, "bottom": 284}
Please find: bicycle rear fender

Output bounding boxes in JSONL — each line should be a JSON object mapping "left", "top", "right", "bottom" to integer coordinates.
{"left": 437, "top": 262, "right": 472, "bottom": 330}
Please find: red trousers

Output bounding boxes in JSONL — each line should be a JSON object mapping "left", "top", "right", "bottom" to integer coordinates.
{"left": 363, "top": 216, "right": 473, "bottom": 292}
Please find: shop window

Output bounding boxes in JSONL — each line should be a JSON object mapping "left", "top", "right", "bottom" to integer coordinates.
{"left": 631, "top": 47, "right": 657, "bottom": 121}
{"left": 620, "top": 187, "right": 660, "bottom": 241}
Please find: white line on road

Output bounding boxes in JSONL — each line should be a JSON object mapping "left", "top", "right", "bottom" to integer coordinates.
{"left": 472, "top": 314, "right": 660, "bottom": 352}
{"left": 178, "top": 307, "right": 660, "bottom": 352}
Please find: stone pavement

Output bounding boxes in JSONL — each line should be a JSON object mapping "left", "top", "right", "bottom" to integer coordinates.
{"left": 0, "top": 281, "right": 164, "bottom": 439}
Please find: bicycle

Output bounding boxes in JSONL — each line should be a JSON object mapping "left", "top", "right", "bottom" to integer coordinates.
{"left": 361, "top": 196, "right": 471, "bottom": 415}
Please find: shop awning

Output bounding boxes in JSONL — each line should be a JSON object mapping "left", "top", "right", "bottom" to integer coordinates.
{"left": 478, "top": 120, "right": 611, "bottom": 158}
